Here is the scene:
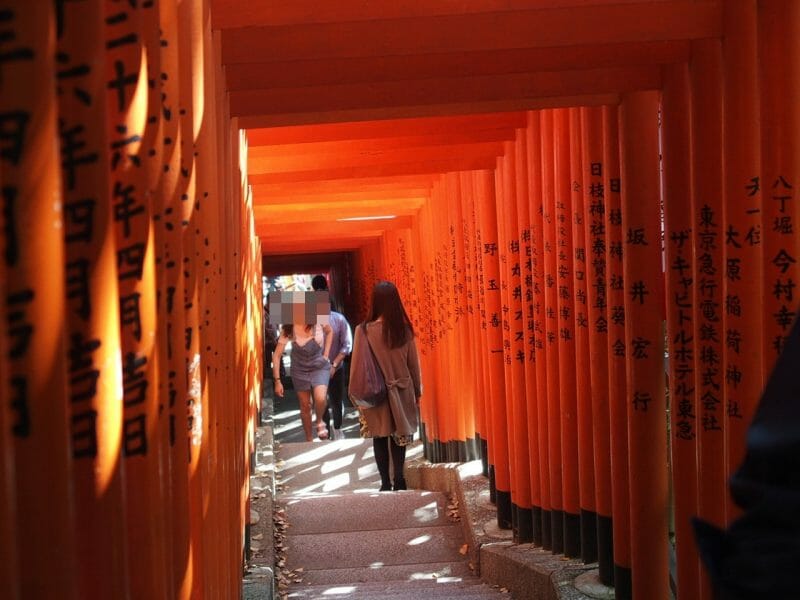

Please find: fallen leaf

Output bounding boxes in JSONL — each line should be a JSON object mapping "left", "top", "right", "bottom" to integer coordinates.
{"left": 459, "top": 543, "right": 469, "bottom": 555}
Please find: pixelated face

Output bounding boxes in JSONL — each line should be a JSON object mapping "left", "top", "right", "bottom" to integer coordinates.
{"left": 268, "top": 291, "right": 330, "bottom": 325}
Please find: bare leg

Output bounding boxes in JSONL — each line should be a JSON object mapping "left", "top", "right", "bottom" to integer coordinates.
{"left": 296, "top": 390, "right": 313, "bottom": 441}
{"left": 312, "top": 384, "right": 329, "bottom": 439}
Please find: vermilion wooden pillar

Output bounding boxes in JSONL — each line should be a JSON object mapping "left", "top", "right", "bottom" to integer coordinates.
{"left": 104, "top": 1, "right": 168, "bottom": 596}
{"left": 197, "top": 4, "right": 222, "bottom": 592}
{"left": 500, "top": 143, "right": 534, "bottom": 543}
{"left": 494, "top": 157, "right": 517, "bottom": 502}
{"left": 569, "top": 107, "right": 596, "bottom": 564}
{"left": 527, "top": 112, "right": 552, "bottom": 548}
{"left": 721, "top": 0, "right": 762, "bottom": 519}
{"left": 540, "top": 109, "right": 563, "bottom": 553}
{"left": 619, "top": 90, "right": 668, "bottom": 600}
{"left": 690, "top": 43, "right": 727, "bottom": 569}
{"left": 580, "top": 105, "right": 613, "bottom": 582}
{"left": 0, "top": 4, "right": 78, "bottom": 597}
{"left": 415, "top": 200, "right": 441, "bottom": 459}
{"left": 759, "top": 1, "right": 799, "bottom": 379}
{"left": 58, "top": 1, "right": 128, "bottom": 597}
{"left": 447, "top": 173, "right": 476, "bottom": 457}
{"left": 553, "top": 108, "right": 580, "bottom": 558}
{"left": 0, "top": 266, "right": 17, "bottom": 600}
{"left": 158, "top": 1, "right": 192, "bottom": 595}
{"left": 514, "top": 128, "right": 541, "bottom": 544}
{"left": 477, "top": 168, "right": 513, "bottom": 528}
{"left": 461, "top": 170, "right": 489, "bottom": 467}
{"left": 662, "top": 62, "right": 702, "bottom": 600}
{"left": 177, "top": 0, "right": 205, "bottom": 594}
{"left": 603, "top": 104, "right": 630, "bottom": 595}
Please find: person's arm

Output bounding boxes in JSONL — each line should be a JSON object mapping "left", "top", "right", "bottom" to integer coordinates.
{"left": 321, "top": 323, "right": 333, "bottom": 361}
{"left": 407, "top": 334, "right": 423, "bottom": 403}
{"left": 272, "top": 335, "right": 288, "bottom": 397}
{"left": 331, "top": 319, "right": 353, "bottom": 371}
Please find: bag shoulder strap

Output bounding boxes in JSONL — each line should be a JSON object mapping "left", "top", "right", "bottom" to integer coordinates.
{"left": 362, "top": 321, "right": 385, "bottom": 378}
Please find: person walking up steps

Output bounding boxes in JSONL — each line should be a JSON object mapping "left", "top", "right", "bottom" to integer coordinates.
{"left": 312, "top": 275, "right": 353, "bottom": 440}
{"left": 273, "top": 315, "right": 334, "bottom": 442}
{"left": 350, "top": 280, "right": 422, "bottom": 491}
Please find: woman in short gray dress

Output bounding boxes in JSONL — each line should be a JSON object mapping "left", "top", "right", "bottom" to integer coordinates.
{"left": 350, "top": 281, "right": 422, "bottom": 491}
{"left": 273, "top": 321, "right": 333, "bottom": 441}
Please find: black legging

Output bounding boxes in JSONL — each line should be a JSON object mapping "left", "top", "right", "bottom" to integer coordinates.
{"left": 373, "top": 436, "right": 406, "bottom": 488}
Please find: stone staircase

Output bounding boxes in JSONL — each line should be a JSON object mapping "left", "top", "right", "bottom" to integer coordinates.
{"left": 275, "top": 439, "right": 511, "bottom": 599}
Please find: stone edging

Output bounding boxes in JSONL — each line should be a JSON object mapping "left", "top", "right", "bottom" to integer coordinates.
{"left": 404, "top": 452, "right": 614, "bottom": 600}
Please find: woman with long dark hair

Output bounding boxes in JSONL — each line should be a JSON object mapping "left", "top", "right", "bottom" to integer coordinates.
{"left": 350, "top": 281, "right": 422, "bottom": 491}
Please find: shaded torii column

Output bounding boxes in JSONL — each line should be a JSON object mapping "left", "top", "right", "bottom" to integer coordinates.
{"left": 619, "top": 90, "right": 668, "bottom": 600}
{"left": 553, "top": 109, "right": 580, "bottom": 558}
{"left": 603, "top": 104, "right": 630, "bottom": 595}
{"left": 477, "top": 168, "right": 513, "bottom": 529}
{"left": 0, "top": 3, "right": 78, "bottom": 597}
{"left": 759, "top": 1, "right": 799, "bottom": 380}
{"left": 540, "top": 110, "right": 564, "bottom": 553}
{"left": 721, "top": 0, "right": 762, "bottom": 521}
{"left": 662, "top": 62, "right": 702, "bottom": 600}
{"left": 527, "top": 112, "right": 553, "bottom": 549}
{"left": 569, "top": 106, "right": 596, "bottom": 564}
{"left": 580, "top": 105, "right": 613, "bottom": 582}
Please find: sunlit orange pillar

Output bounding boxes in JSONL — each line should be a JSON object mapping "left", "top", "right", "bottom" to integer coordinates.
{"left": 554, "top": 108, "right": 580, "bottom": 557}
{"left": 527, "top": 112, "right": 551, "bottom": 548}
{"left": 461, "top": 170, "right": 490, "bottom": 468}
{"left": 721, "top": 0, "right": 763, "bottom": 517}
{"left": 469, "top": 170, "right": 495, "bottom": 474}
{"left": 500, "top": 143, "right": 533, "bottom": 543}
{"left": 580, "top": 105, "right": 613, "bottom": 583}
{"left": 415, "top": 201, "right": 441, "bottom": 459}
{"left": 104, "top": 0, "right": 167, "bottom": 596}
{"left": 603, "top": 104, "right": 630, "bottom": 594}
{"left": 447, "top": 173, "right": 476, "bottom": 458}
{"left": 477, "top": 169, "right": 513, "bottom": 528}
{"left": 197, "top": 2, "right": 222, "bottom": 592}
{"left": 569, "top": 107, "right": 596, "bottom": 563}
{"left": 0, "top": 4, "right": 77, "bottom": 597}
{"left": 690, "top": 41, "right": 726, "bottom": 600}
{"left": 177, "top": 0, "right": 205, "bottom": 594}
{"left": 57, "top": 1, "right": 128, "bottom": 597}
{"left": 619, "top": 91, "right": 668, "bottom": 600}
{"left": 157, "top": 0, "right": 192, "bottom": 595}
{"left": 541, "top": 109, "right": 563, "bottom": 553}
{"left": 662, "top": 62, "right": 702, "bottom": 600}
{"left": 759, "top": 1, "right": 799, "bottom": 378}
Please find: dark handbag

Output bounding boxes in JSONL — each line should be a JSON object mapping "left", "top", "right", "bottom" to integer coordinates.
{"left": 348, "top": 323, "right": 387, "bottom": 409}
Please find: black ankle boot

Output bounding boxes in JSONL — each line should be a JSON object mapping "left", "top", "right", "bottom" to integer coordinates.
{"left": 379, "top": 480, "right": 392, "bottom": 492}
{"left": 393, "top": 478, "right": 407, "bottom": 491}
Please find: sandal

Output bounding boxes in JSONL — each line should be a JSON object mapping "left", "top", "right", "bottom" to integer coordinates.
{"left": 316, "top": 422, "right": 329, "bottom": 440}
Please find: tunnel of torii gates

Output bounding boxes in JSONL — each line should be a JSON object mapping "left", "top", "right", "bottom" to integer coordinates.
{"left": 0, "top": 0, "right": 797, "bottom": 599}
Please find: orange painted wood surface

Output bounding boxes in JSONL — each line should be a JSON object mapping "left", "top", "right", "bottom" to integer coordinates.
{"left": 1, "top": 4, "right": 77, "bottom": 597}
{"left": 619, "top": 90, "right": 668, "bottom": 600}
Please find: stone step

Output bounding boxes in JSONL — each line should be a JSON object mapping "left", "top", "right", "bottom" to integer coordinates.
{"left": 276, "top": 439, "right": 425, "bottom": 495}
{"left": 286, "top": 579, "right": 509, "bottom": 599}
{"left": 293, "top": 560, "right": 475, "bottom": 585}
{"left": 284, "top": 525, "right": 466, "bottom": 571}
{"left": 282, "top": 490, "right": 454, "bottom": 534}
